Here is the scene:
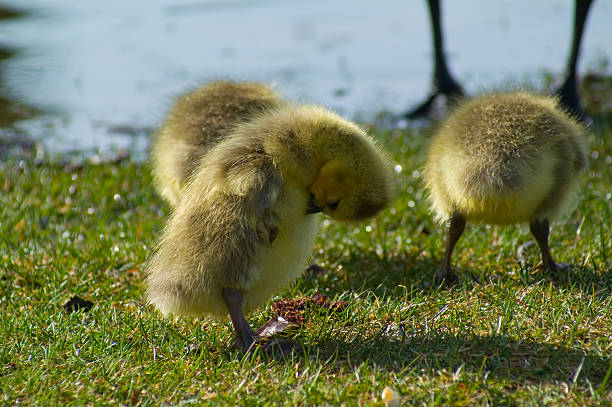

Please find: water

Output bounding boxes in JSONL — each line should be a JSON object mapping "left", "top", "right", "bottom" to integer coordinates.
{"left": 0, "top": 0, "right": 611, "bottom": 154}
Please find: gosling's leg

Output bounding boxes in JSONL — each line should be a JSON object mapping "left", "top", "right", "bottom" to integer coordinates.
{"left": 436, "top": 212, "right": 466, "bottom": 285}
{"left": 222, "top": 288, "right": 255, "bottom": 352}
{"left": 554, "top": 0, "right": 595, "bottom": 121}
{"left": 404, "top": 0, "right": 464, "bottom": 119}
{"left": 529, "top": 218, "right": 564, "bottom": 271}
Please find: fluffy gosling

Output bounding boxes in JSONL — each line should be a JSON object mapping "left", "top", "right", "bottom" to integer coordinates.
{"left": 147, "top": 81, "right": 395, "bottom": 351}
{"left": 424, "top": 92, "right": 587, "bottom": 284}
{"left": 151, "top": 81, "right": 281, "bottom": 207}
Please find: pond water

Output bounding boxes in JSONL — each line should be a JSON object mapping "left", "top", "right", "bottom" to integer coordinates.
{"left": 0, "top": 0, "right": 611, "bottom": 155}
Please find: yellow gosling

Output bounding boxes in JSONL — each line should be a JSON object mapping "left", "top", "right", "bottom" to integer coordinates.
{"left": 424, "top": 92, "right": 587, "bottom": 284}
{"left": 146, "top": 81, "right": 395, "bottom": 351}
{"left": 151, "top": 81, "right": 281, "bottom": 206}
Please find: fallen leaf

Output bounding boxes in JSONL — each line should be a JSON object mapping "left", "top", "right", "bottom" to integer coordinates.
{"left": 255, "top": 316, "right": 289, "bottom": 338}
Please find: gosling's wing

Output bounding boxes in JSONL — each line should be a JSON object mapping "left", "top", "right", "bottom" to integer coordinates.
{"left": 147, "top": 154, "right": 284, "bottom": 297}
{"left": 223, "top": 153, "right": 284, "bottom": 246}
{"left": 219, "top": 145, "right": 283, "bottom": 215}
{"left": 212, "top": 155, "right": 284, "bottom": 285}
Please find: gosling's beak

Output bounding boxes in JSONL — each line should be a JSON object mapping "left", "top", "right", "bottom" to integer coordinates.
{"left": 307, "top": 193, "right": 323, "bottom": 214}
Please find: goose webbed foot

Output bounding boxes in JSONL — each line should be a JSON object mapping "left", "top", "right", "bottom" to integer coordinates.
{"left": 406, "top": 0, "right": 464, "bottom": 120}
{"left": 404, "top": 82, "right": 465, "bottom": 120}
{"left": 552, "top": 0, "right": 595, "bottom": 124}
{"left": 554, "top": 80, "right": 589, "bottom": 123}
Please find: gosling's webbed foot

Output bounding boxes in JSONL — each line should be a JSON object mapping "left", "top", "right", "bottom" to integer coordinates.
{"left": 252, "top": 337, "right": 298, "bottom": 357}
{"left": 554, "top": 262, "right": 572, "bottom": 271}
{"left": 435, "top": 266, "right": 459, "bottom": 286}
{"left": 529, "top": 218, "right": 573, "bottom": 276}
{"left": 534, "top": 261, "right": 573, "bottom": 273}
{"left": 236, "top": 334, "right": 258, "bottom": 353}
{"left": 232, "top": 327, "right": 257, "bottom": 353}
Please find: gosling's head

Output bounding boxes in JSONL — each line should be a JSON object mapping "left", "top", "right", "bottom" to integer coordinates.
{"left": 252, "top": 104, "right": 396, "bottom": 221}
{"left": 308, "top": 143, "right": 395, "bottom": 222}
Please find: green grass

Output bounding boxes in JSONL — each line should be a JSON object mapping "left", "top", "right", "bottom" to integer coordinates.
{"left": 1, "top": 116, "right": 611, "bottom": 406}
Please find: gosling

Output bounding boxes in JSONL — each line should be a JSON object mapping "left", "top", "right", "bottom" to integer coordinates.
{"left": 424, "top": 92, "right": 587, "bottom": 284}
{"left": 151, "top": 81, "right": 281, "bottom": 207}
{"left": 147, "top": 81, "right": 395, "bottom": 351}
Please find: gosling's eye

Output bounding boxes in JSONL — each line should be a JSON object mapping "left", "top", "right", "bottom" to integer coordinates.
{"left": 327, "top": 200, "right": 340, "bottom": 210}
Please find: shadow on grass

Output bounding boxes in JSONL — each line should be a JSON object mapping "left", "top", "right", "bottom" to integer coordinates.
{"left": 308, "top": 247, "right": 612, "bottom": 298}
{"left": 307, "top": 248, "right": 441, "bottom": 295}
{"left": 300, "top": 333, "right": 611, "bottom": 387}
{"left": 522, "top": 264, "right": 612, "bottom": 298}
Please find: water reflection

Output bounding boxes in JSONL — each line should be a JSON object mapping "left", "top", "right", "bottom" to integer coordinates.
{"left": 0, "top": 0, "right": 610, "bottom": 154}
{"left": 0, "top": 47, "right": 38, "bottom": 126}
{"left": 0, "top": 6, "right": 41, "bottom": 159}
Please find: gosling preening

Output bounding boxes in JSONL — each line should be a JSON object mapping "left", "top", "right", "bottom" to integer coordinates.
{"left": 147, "top": 81, "right": 395, "bottom": 351}
{"left": 424, "top": 92, "right": 587, "bottom": 284}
